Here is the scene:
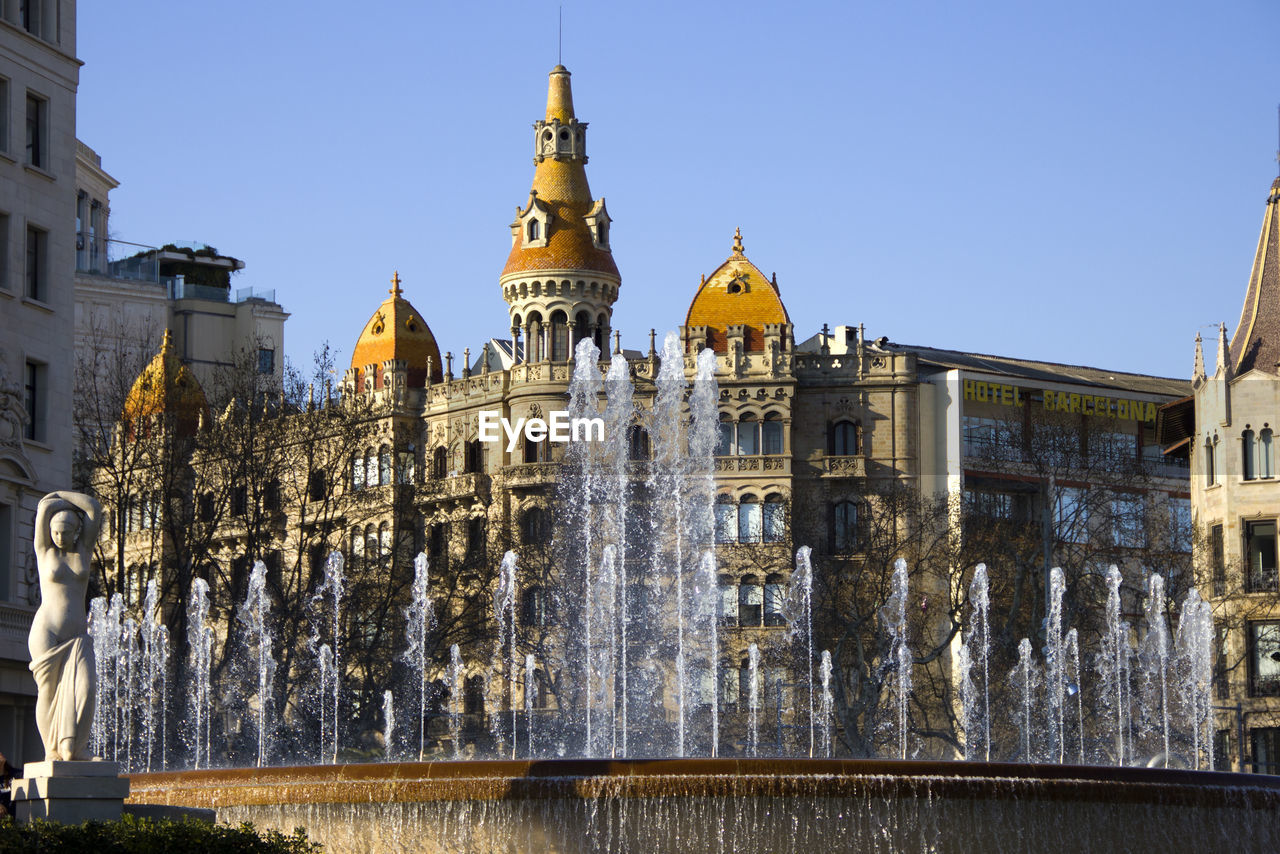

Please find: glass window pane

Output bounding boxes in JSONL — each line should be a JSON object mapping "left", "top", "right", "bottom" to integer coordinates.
{"left": 762, "top": 420, "right": 783, "bottom": 455}
{"left": 1252, "top": 623, "right": 1280, "bottom": 697}
{"left": 738, "top": 421, "right": 759, "bottom": 456}
{"left": 738, "top": 502, "right": 761, "bottom": 543}
{"left": 717, "top": 422, "right": 734, "bottom": 456}
{"left": 763, "top": 501, "right": 785, "bottom": 543}
{"left": 715, "top": 503, "right": 737, "bottom": 543}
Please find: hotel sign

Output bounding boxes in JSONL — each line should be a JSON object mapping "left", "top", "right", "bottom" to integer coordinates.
{"left": 962, "top": 380, "right": 1158, "bottom": 424}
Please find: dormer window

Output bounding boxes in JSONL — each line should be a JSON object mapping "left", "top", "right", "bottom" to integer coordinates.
{"left": 513, "top": 193, "right": 552, "bottom": 249}
{"left": 584, "top": 198, "right": 611, "bottom": 251}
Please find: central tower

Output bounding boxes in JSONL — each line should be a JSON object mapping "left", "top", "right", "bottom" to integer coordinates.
{"left": 500, "top": 66, "right": 619, "bottom": 362}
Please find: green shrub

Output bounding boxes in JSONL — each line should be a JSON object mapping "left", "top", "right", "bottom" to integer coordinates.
{"left": 0, "top": 814, "right": 320, "bottom": 853}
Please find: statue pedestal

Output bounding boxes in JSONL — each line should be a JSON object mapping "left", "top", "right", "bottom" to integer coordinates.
{"left": 12, "top": 761, "right": 130, "bottom": 824}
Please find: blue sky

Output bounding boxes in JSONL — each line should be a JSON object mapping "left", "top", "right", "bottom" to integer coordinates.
{"left": 76, "top": 1, "right": 1280, "bottom": 380}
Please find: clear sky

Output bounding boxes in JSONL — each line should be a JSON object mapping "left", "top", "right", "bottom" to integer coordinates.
{"left": 76, "top": 1, "right": 1280, "bottom": 381}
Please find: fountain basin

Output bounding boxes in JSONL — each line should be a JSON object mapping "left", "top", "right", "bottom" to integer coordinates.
{"left": 126, "top": 758, "right": 1280, "bottom": 853}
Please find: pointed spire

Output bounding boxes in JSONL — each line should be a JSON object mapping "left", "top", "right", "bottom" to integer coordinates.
{"left": 1228, "top": 175, "right": 1280, "bottom": 375}
{"left": 546, "top": 65, "right": 575, "bottom": 122}
{"left": 1193, "top": 331, "right": 1205, "bottom": 380}
{"left": 389, "top": 270, "right": 403, "bottom": 298}
{"left": 1216, "top": 322, "right": 1229, "bottom": 376}
{"left": 732, "top": 227, "right": 745, "bottom": 257}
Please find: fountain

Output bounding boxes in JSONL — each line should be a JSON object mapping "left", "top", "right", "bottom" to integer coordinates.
{"left": 311, "top": 552, "right": 346, "bottom": 765}
{"left": 403, "top": 553, "right": 434, "bottom": 761}
{"left": 104, "top": 337, "right": 1280, "bottom": 850}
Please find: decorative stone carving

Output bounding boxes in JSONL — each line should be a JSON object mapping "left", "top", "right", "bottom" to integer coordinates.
{"left": 29, "top": 491, "right": 102, "bottom": 762}
{"left": 0, "top": 361, "right": 29, "bottom": 447}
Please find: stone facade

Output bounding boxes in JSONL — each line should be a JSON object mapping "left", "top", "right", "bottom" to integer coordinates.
{"left": 0, "top": 0, "right": 81, "bottom": 766}
{"left": 1166, "top": 176, "right": 1280, "bottom": 772}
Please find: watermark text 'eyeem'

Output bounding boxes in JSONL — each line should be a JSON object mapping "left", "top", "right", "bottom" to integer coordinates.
{"left": 478, "top": 410, "right": 605, "bottom": 452}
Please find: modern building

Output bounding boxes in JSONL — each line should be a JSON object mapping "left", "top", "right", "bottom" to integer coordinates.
{"left": 0, "top": 0, "right": 81, "bottom": 765}
{"left": 72, "top": 142, "right": 288, "bottom": 404}
{"left": 1160, "top": 174, "right": 1280, "bottom": 773}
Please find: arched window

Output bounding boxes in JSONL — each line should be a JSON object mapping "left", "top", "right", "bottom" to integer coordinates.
{"left": 595, "top": 313, "right": 608, "bottom": 352}
{"left": 1262, "top": 428, "right": 1275, "bottom": 478}
{"left": 379, "top": 522, "right": 391, "bottom": 557}
{"left": 527, "top": 311, "right": 544, "bottom": 362}
{"left": 464, "top": 675, "right": 485, "bottom": 716}
{"left": 428, "top": 523, "right": 447, "bottom": 566}
{"left": 739, "top": 574, "right": 763, "bottom": 626}
{"left": 1205, "top": 436, "right": 1216, "bottom": 485}
{"left": 717, "top": 415, "right": 734, "bottom": 457}
{"left": 352, "top": 454, "right": 365, "bottom": 490}
{"left": 574, "top": 310, "right": 592, "bottom": 348}
{"left": 521, "top": 586, "right": 552, "bottom": 626}
{"left": 521, "top": 507, "right": 549, "bottom": 544}
{"left": 738, "top": 495, "right": 762, "bottom": 543}
{"left": 764, "top": 573, "right": 787, "bottom": 626}
{"left": 833, "top": 500, "right": 860, "bottom": 552}
{"left": 1244, "top": 429, "right": 1257, "bottom": 480}
{"left": 432, "top": 446, "right": 448, "bottom": 479}
{"left": 718, "top": 574, "right": 738, "bottom": 626}
{"left": 763, "top": 493, "right": 786, "bottom": 543}
{"left": 351, "top": 526, "right": 364, "bottom": 563}
{"left": 365, "top": 524, "right": 378, "bottom": 564}
{"left": 762, "top": 414, "right": 784, "bottom": 456}
{"left": 527, "top": 219, "right": 540, "bottom": 241}
{"left": 397, "top": 447, "right": 415, "bottom": 484}
{"left": 550, "top": 310, "right": 569, "bottom": 362}
{"left": 715, "top": 495, "right": 737, "bottom": 544}
{"left": 737, "top": 416, "right": 760, "bottom": 456}
{"left": 719, "top": 659, "right": 739, "bottom": 708}
{"left": 379, "top": 445, "right": 392, "bottom": 486}
{"left": 364, "top": 447, "right": 377, "bottom": 489}
{"left": 523, "top": 435, "right": 547, "bottom": 464}
{"left": 628, "top": 425, "right": 650, "bottom": 460}
{"left": 831, "top": 420, "right": 859, "bottom": 455}
{"left": 465, "top": 439, "right": 484, "bottom": 473}
{"left": 308, "top": 472, "right": 327, "bottom": 502}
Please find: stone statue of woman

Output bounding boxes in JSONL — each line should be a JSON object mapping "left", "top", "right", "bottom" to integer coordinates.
{"left": 29, "top": 491, "right": 102, "bottom": 762}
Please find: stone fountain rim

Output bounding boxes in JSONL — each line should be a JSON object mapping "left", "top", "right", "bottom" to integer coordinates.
{"left": 125, "top": 758, "right": 1280, "bottom": 810}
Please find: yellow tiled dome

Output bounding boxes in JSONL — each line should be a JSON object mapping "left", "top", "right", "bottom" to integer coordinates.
{"left": 350, "top": 273, "right": 444, "bottom": 389}
{"left": 685, "top": 229, "right": 790, "bottom": 352}
{"left": 501, "top": 66, "right": 619, "bottom": 280}
{"left": 123, "top": 329, "right": 209, "bottom": 437}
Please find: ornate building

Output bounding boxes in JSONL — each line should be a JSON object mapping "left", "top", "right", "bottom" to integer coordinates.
{"left": 1161, "top": 174, "right": 1280, "bottom": 773}
{"left": 92, "top": 64, "right": 1195, "bottom": 765}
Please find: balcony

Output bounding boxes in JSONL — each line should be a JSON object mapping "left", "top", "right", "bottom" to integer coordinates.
{"left": 76, "top": 235, "right": 161, "bottom": 283}
{"left": 502, "top": 462, "right": 560, "bottom": 488}
{"left": 822, "top": 455, "right": 865, "bottom": 477}
{"left": 420, "top": 472, "right": 491, "bottom": 502}
{"left": 714, "top": 455, "right": 790, "bottom": 474}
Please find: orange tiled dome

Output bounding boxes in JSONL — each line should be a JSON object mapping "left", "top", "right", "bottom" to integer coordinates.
{"left": 350, "top": 273, "right": 444, "bottom": 389}
{"left": 685, "top": 229, "right": 790, "bottom": 352}
{"left": 123, "top": 329, "right": 209, "bottom": 437}
{"left": 501, "top": 67, "right": 619, "bottom": 280}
